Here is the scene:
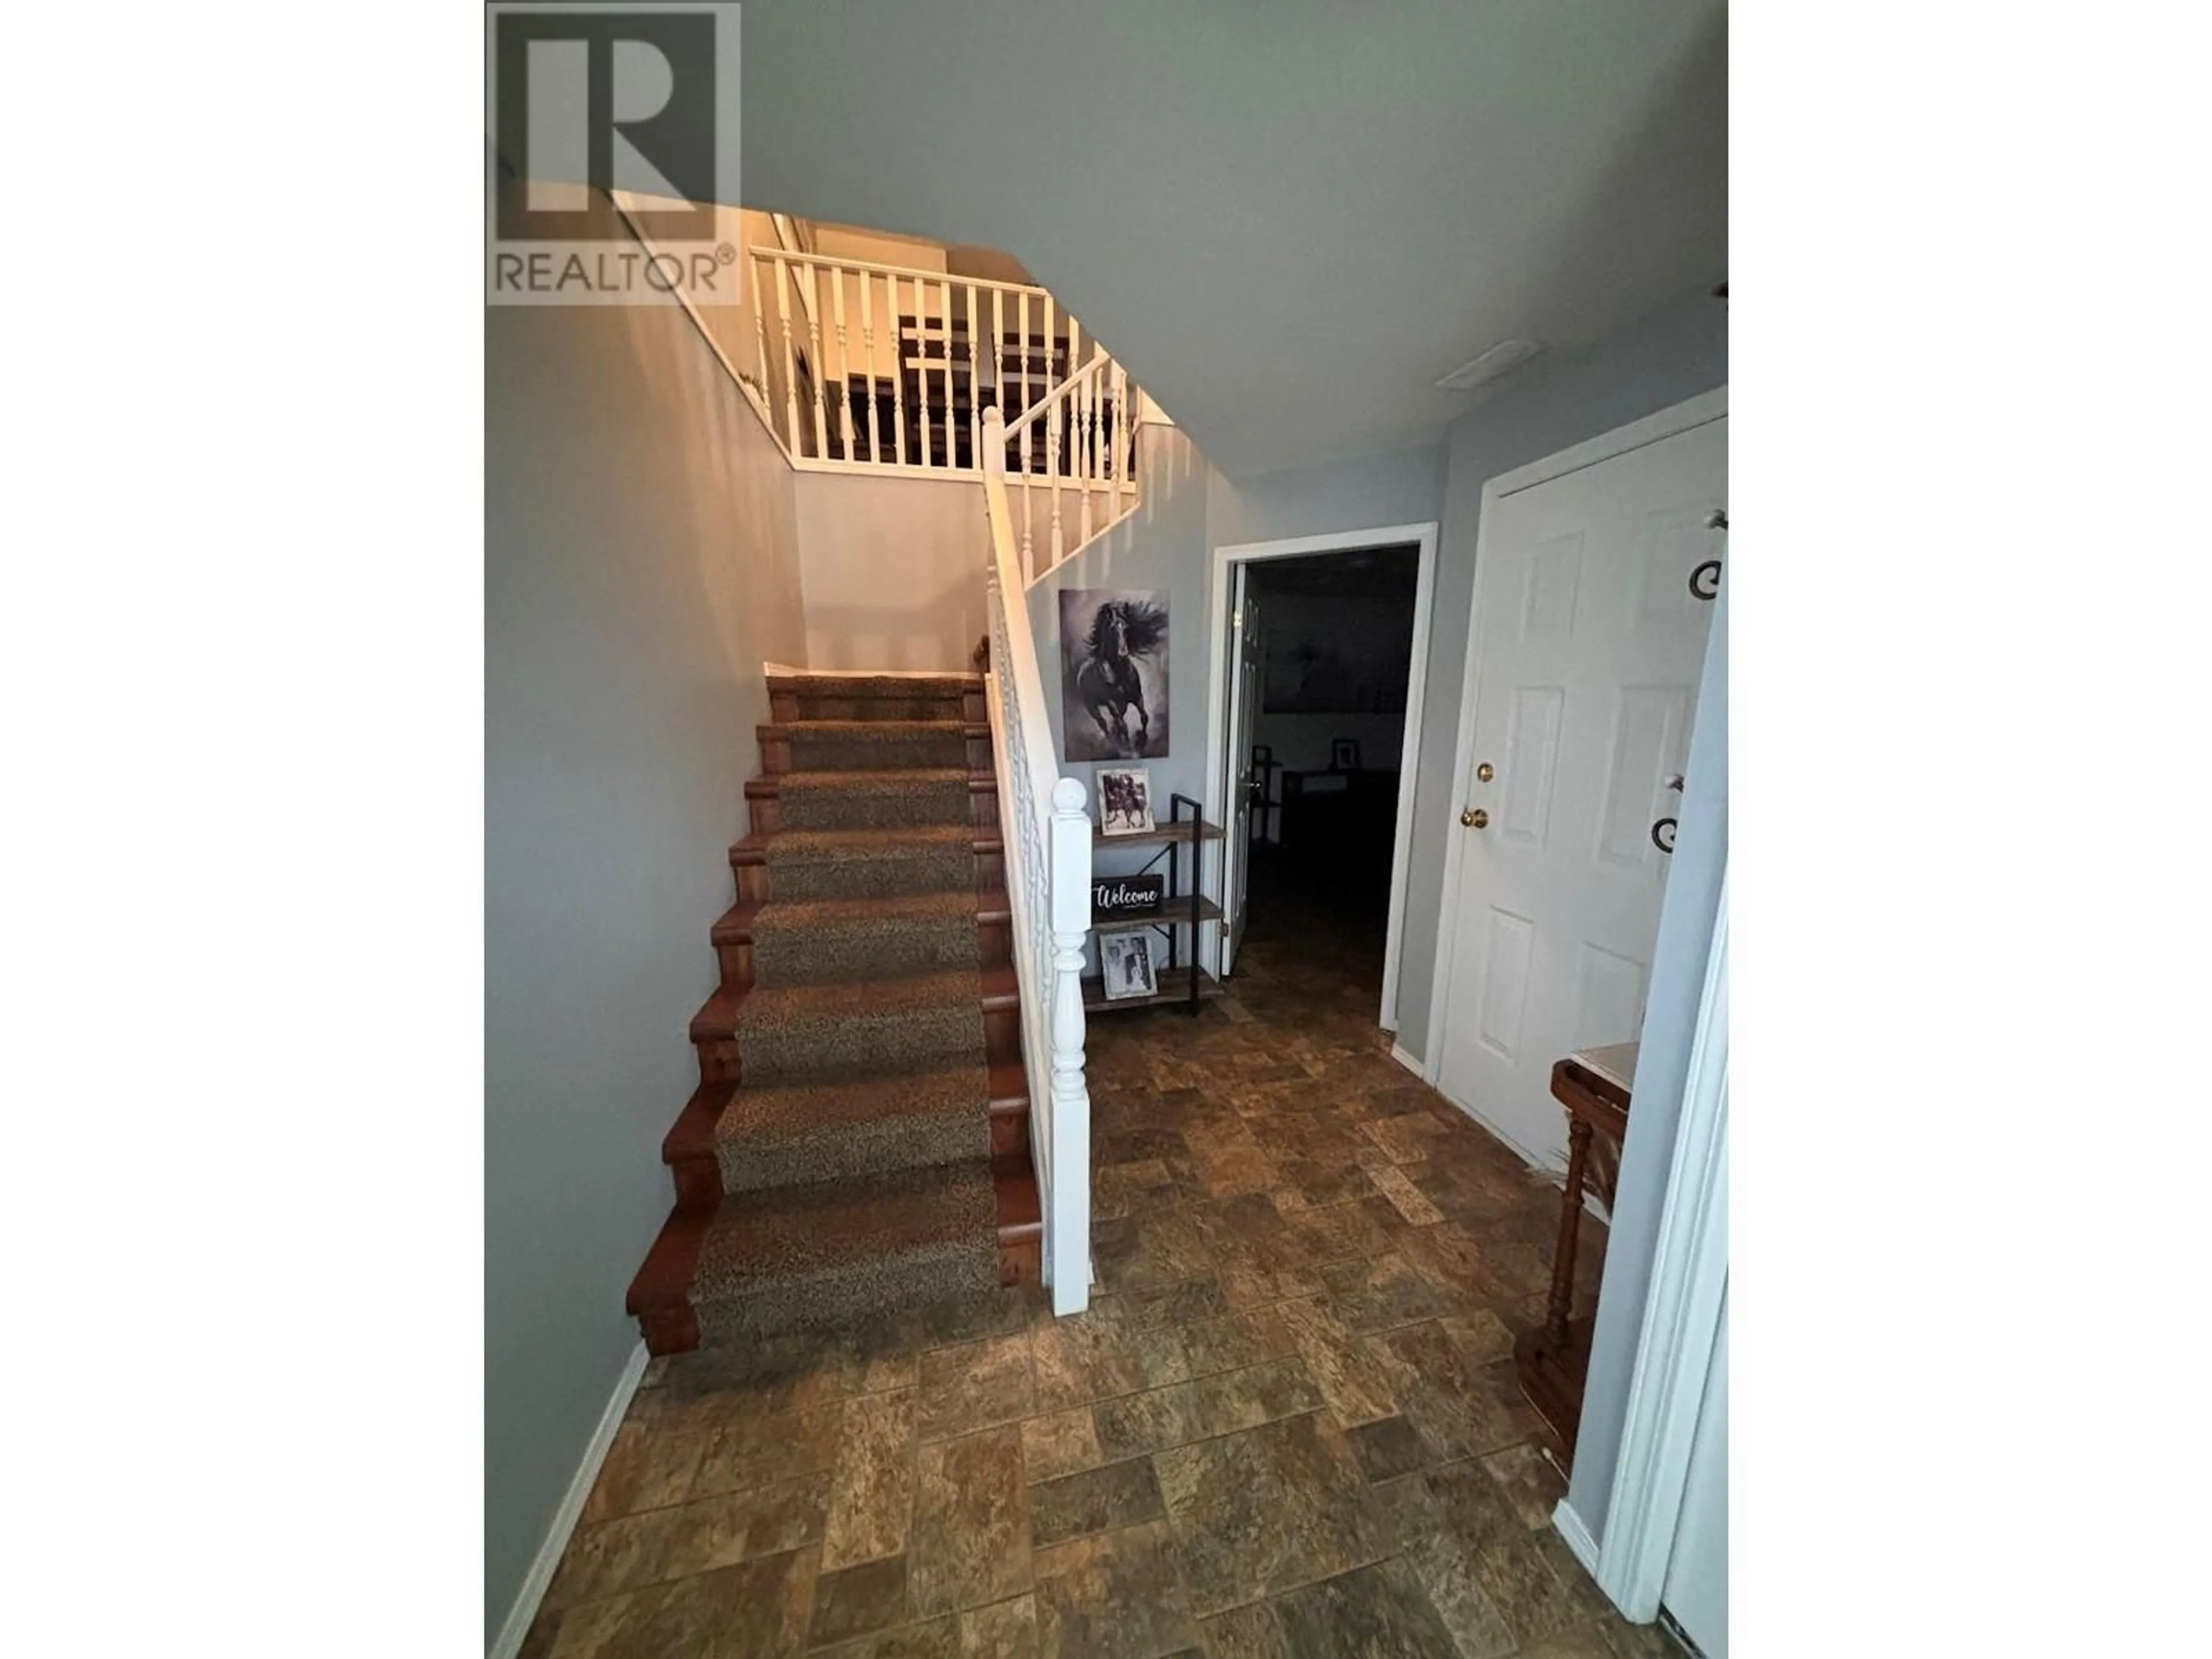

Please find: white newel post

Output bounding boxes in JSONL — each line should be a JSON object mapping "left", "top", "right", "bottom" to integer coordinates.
{"left": 1048, "top": 777, "right": 1093, "bottom": 1314}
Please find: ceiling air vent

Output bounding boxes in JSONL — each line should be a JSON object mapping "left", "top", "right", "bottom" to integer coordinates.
{"left": 1436, "top": 339, "right": 1542, "bottom": 391}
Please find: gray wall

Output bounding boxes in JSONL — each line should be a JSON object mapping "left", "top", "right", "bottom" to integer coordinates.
{"left": 1569, "top": 577, "right": 1728, "bottom": 1540}
{"left": 1393, "top": 283, "right": 1729, "bottom": 1060}
{"left": 486, "top": 296, "right": 805, "bottom": 1642}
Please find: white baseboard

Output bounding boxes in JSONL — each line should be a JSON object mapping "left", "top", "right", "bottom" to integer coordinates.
{"left": 1553, "top": 1498, "right": 1603, "bottom": 1580}
{"left": 1388, "top": 1042, "right": 1427, "bottom": 1081}
{"left": 490, "top": 1340, "right": 650, "bottom": 1659}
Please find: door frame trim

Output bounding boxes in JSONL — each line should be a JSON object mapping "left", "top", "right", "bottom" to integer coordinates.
{"left": 1421, "top": 385, "right": 1729, "bottom": 1082}
{"left": 1202, "top": 520, "right": 1440, "bottom": 1026}
{"left": 1587, "top": 867, "right": 1728, "bottom": 1621}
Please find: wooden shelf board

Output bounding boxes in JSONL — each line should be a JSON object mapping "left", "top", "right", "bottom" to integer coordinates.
{"left": 1093, "top": 820, "right": 1223, "bottom": 849}
{"left": 1091, "top": 896, "right": 1224, "bottom": 934}
{"left": 1082, "top": 965, "right": 1225, "bottom": 1014}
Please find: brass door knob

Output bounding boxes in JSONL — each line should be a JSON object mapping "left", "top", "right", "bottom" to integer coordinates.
{"left": 1476, "top": 762, "right": 1495, "bottom": 783}
{"left": 1461, "top": 808, "right": 1489, "bottom": 828}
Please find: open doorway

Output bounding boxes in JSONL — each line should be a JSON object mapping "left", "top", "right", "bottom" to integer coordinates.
{"left": 1205, "top": 523, "right": 1439, "bottom": 1032}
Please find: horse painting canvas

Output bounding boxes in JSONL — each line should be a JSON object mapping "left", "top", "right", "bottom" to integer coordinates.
{"left": 1058, "top": 588, "right": 1170, "bottom": 761}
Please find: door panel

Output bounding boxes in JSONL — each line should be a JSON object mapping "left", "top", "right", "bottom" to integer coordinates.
{"left": 1436, "top": 414, "right": 1725, "bottom": 1166}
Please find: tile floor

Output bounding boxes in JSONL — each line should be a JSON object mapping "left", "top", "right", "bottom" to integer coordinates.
{"left": 522, "top": 870, "right": 1671, "bottom": 1659}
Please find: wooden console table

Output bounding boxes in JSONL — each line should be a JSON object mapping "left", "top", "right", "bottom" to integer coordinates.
{"left": 1513, "top": 1041, "right": 1635, "bottom": 1465}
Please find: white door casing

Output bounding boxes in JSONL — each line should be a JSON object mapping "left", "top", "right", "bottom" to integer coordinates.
{"left": 1222, "top": 572, "right": 1262, "bottom": 976}
{"left": 1429, "top": 397, "right": 1726, "bottom": 1169}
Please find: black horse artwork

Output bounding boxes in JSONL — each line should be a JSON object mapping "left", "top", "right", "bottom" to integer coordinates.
{"left": 1060, "top": 592, "right": 1169, "bottom": 760}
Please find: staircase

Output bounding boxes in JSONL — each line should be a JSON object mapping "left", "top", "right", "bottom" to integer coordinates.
{"left": 626, "top": 671, "right": 1041, "bottom": 1355}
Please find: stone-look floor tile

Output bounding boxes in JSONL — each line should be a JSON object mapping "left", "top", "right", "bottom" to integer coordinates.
{"left": 1516, "top": 1627, "right": 1618, "bottom": 1659}
{"left": 691, "top": 1405, "right": 844, "bottom": 1499}
{"left": 1590, "top": 1611, "right": 1685, "bottom": 1657}
{"left": 1126, "top": 1278, "right": 1229, "bottom": 1329}
{"left": 1095, "top": 1161, "right": 1176, "bottom": 1221}
{"left": 1188, "top": 1357, "right": 1324, "bottom": 1438}
{"left": 1366, "top": 1162, "right": 1447, "bottom": 1226}
{"left": 808, "top": 1556, "right": 914, "bottom": 1647}
{"left": 1268, "top": 1556, "right": 1461, "bottom": 1659}
{"left": 1196, "top": 1603, "right": 1291, "bottom": 1659}
{"left": 1480, "top": 1442, "right": 1567, "bottom": 1531}
{"left": 855, "top": 1351, "right": 920, "bottom": 1396}
{"left": 1029, "top": 1457, "right": 1166, "bottom": 1547}
{"left": 1347, "top": 1416, "right": 1430, "bottom": 1484}
{"left": 1153, "top": 1412, "right": 1383, "bottom": 1618}
{"left": 912, "top": 1426, "right": 1032, "bottom": 1616}
{"left": 1188, "top": 1133, "right": 1281, "bottom": 1199}
{"left": 919, "top": 1336, "right": 1036, "bottom": 1442}
{"left": 1271, "top": 1157, "right": 1376, "bottom": 1214}
{"left": 582, "top": 1420, "right": 709, "bottom": 1524}
{"left": 546, "top": 1476, "right": 831, "bottom": 1610}
{"left": 1176, "top": 1306, "right": 1300, "bottom": 1379}
{"left": 1274, "top": 1298, "right": 1407, "bottom": 1427}
{"left": 1031, "top": 1300, "right": 1191, "bottom": 1411}
{"left": 1440, "top": 1308, "right": 1517, "bottom": 1366}
{"left": 1021, "top": 1408, "right": 1104, "bottom": 1484}
{"left": 1411, "top": 1461, "right": 1590, "bottom": 1651}
{"left": 1320, "top": 1253, "right": 1456, "bottom": 1334}
{"left": 956, "top": 1594, "right": 1039, "bottom": 1659}
{"left": 1032, "top": 1519, "right": 1199, "bottom": 1659}
{"left": 1402, "top": 1531, "right": 1518, "bottom": 1659}
{"left": 1370, "top": 1323, "right": 1532, "bottom": 1460}
{"left": 1093, "top": 1382, "right": 1205, "bottom": 1461}
{"left": 823, "top": 1391, "right": 918, "bottom": 1571}
{"left": 1359, "top": 1112, "right": 1448, "bottom": 1165}
{"left": 812, "top": 1617, "right": 960, "bottom": 1659}
{"left": 547, "top": 1548, "right": 817, "bottom": 1659}
{"left": 1393, "top": 1222, "right": 1498, "bottom": 1300}
{"left": 1092, "top": 1211, "right": 1217, "bottom": 1293}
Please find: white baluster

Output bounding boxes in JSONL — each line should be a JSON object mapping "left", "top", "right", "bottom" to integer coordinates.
{"left": 1043, "top": 293, "right": 1055, "bottom": 406}
{"left": 1047, "top": 775, "right": 1093, "bottom": 1315}
{"left": 831, "top": 264, "right": 850, "bottom": 460}
{"left": 891, "top": 272, "right": 908, "bottom": 466}
{"left": 964, "top": 282, "right": 980, "bottom": 469}
{"left": 772, "top": 257, "right": 801, "bottom": 454}
{"left": 1079, "top": 368, "right": 1095, "bottom": 546}
{"left": 858, "top": 266, "right": 877, "bottom": 462}
{"left": 749, "top": 253, "right": 771, "bottom": 408}
{"left": 991, "top": 287, "right": 1007, "bottom": 474}
{"left": 1050, "top": 391, "right": 1065, "bottom": 569}
{"left": 806, "top": 265, "right": 830, "bottom": 459}
{"left": 940, "top": 279, "right": 957, "bottom": 472}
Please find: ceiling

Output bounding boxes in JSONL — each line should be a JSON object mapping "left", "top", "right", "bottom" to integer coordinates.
{"left": 734, "top": 1, "right": 1728, "bottom": 478}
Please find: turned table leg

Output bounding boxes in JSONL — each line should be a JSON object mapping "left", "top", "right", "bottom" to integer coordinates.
{"left": 1546, "top": 1117, "right": 1592, "bottom": 1349}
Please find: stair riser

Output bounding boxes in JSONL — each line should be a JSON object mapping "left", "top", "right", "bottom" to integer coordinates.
{"left": 694, "top": 999, "right": 1020, "bottom": 1086}
{"left": 768, "top": 684, "right": 985, "bottom": 724}
{"left": 665, "top": 1108, "right": 1028, "bottom": 1207}
{"left": 742, "top": 844, "right": 982, "bottom": 905}
{"left": 717, "top": 918, "right": 1010, "bottom": 992}
{"left": 771, "top": 691, "right": 983, "bottom": 724}
{"left": 760, "top": 779, "right": 980, "bottom": 834}
{"left": 737, "top": 1003, "right": 984, "bottom": 1085}
{"left": 750, "top": 914, "right": 981, "bottom": 987}
{"left": 760, "top": 734, "right": 993, "bottom": 776}
{"left": 692, "top": 1245, "right": 998, "bottom": 1347}
{"left": 717, "top": 1109, "right": 987, "bottom": 1194}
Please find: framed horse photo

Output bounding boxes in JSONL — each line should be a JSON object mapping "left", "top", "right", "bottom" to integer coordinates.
{"left": 1058, "top": 588, "right": 1170, "bottom": 761}
{"left": 1095, "top": 768, "right": 1156, "bottom": 836}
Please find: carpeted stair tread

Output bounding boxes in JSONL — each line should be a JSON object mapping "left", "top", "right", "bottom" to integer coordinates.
{"left": 687, "top": 1160, "right": 999, "bottom": 1340}
{"left": 747, "top": 889, "right": 984, "bottom": 984}
{"left": 712, "top": 1060, "right": 990, "bottom": 1190}
{"left": 733, "top": 967, "right": 987, "bottom": 1081}
{"left": 766, "top": 767, "right": 975, "bottom": 831}
{"left": 770, "top": 672, "right": 979, "bottom": 696}
{"left": 774, "top": 719, "right": 972, "bottom": 775}
{"left": 743, "top": 823, "right": 984, "bottom": 903}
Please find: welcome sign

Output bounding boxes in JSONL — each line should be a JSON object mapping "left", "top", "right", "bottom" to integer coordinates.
{"left": 1092, "top": 875, "right": 1165, "bottom": 918}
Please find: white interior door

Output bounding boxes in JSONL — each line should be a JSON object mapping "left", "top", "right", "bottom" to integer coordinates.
{"left": 1435, "top": 414, "right": 1725, "bottom": 1166}
{"left": 1221, "top": 569, "right": 1262, "bottom": 976}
